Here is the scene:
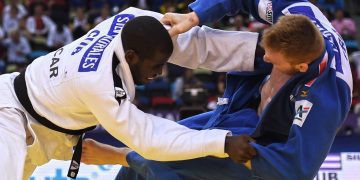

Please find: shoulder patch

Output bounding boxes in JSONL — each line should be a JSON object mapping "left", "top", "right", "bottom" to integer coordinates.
{"left": 293, "top": 100, "right": 313, "bottom": 127}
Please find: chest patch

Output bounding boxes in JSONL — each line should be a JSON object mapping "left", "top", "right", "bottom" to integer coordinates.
{"left": 293, "top": 100, "right": 313, "bottom": 127}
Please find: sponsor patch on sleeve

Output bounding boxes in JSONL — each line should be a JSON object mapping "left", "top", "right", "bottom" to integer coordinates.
{"left": 293, "top": 100, "right": 313, "bottom": 127}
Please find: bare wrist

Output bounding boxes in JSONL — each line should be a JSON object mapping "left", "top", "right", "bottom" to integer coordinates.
{"left": 116, "top": 148, "right": 132, "bottom": 167}
{"left": 189, "top": 12, "right": 200, "bottom": 26}
{"left": 224, "top": 136, "right": 232, "bottom": 154}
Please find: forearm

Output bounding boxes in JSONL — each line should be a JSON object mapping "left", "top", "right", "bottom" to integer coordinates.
{"left": 169, "top": 26, "right": 259, "bottom": 72}
{"left": 82, "top": 139, "right": 132, "bottom": 167}
{"left": 116, "top": 148, "right": 132, "bottom": 167}
{"left": 112, "top": 110, "right": 230, "bottom": 161}
{"left": 88, "top": 96, "right": 229, "bottom": 161}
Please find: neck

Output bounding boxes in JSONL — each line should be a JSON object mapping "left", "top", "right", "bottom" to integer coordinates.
{"left": 268, "top": 68, "right": 292, "bottom": 98}
{"left": 269, "top": 69, "right": 292, "bottom": 83}
{"left": 257, "top": 69, "right": 292, "bottom": 115}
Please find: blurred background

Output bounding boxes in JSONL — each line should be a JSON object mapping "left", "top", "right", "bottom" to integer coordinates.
{"left": 0, "top": 0, "right": 358, "bottom": 179}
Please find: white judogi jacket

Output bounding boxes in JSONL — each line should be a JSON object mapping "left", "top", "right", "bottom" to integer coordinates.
{"left": 0, "top": 7, "right": 258, "bottom": 177}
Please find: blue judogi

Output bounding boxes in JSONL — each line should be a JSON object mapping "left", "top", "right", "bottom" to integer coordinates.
{"left": 117, "top": 69, "right": 270, "bottom": 180}
{"left": 117, "top": 1, "right": 353, "bottom": 179}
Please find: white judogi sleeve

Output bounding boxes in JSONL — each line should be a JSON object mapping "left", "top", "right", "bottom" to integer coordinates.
{"left": 124, "top": 7, "right": 259, "bottom": 72}
{"left": 76, "top": 74, "right": 229, "bottom": 161}
{"left": 168, "top": 26, "right": 259, "bottom": 72}
{"left": 21, "top": 7, "right": 231, "bottom": 163}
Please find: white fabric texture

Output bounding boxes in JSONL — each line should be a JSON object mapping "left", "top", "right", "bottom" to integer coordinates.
{"left": 0, "top": 7, "right": 259, "bottom": 178}
{"left": 0, "top": 108, "right": 27, "bottom": 180}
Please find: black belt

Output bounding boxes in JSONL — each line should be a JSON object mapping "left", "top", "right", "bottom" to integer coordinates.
{"left": 14, "top": 71, "right": 96, "bottom": 179}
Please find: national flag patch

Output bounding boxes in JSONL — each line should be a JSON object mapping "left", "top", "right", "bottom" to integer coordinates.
{"left": 293, "top": 100, "right": 313, "bottom": 127}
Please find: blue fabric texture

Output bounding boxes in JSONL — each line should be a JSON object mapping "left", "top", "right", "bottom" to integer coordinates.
{"left": 118, "top": 1, "right": 352, "bottom": 179}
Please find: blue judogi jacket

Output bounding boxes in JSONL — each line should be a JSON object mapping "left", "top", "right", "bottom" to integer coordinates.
{"left": 188, "top": 0, "right": 353, "bottom": 179}
{"left": 121, "top": 42, "right": 352, "bottom": 180}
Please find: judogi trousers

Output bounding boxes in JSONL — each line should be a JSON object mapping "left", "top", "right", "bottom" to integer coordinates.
{"left": 0, "top": 108, "right": 27, "bottom": 180}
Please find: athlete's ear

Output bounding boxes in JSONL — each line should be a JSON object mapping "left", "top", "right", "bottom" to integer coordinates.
{"left": 296, "top": 63, "right": 309, "bottom": 73}
{"left": 124, "top": 49, "right": 140, "bottom": 65}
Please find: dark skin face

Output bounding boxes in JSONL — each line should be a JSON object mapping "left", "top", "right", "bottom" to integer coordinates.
{"left": 125, "top": 50, "right": 170, "bottom": 85}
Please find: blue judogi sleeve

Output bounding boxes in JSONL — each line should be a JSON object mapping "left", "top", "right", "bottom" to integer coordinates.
{"left": 189, "top": 0, "right": 306, "bottom": 24}
{"left": 189, "top": 0, "right": 252, "bottom": 24}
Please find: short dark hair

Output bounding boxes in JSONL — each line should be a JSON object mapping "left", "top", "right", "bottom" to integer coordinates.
{"left": 121, "top": 16, "right": 173, "bottom": 59}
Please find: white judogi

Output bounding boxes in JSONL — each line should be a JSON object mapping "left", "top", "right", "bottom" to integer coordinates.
{"left": 0, "top": 7, "right": 258, "bottom": 179}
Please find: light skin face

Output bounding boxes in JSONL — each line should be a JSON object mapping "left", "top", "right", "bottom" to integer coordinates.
{"left": 125, "top": 50, "right": 170, "bottom": 85}
{"left": 263, "top": 47, "right": 309, "bottom": 75}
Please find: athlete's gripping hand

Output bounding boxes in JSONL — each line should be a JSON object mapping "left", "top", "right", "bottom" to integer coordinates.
{"left": 82, "top": 138, "right": 132, "bottom": 166}
{"left": 161, "top": 12, "right": 200, "bottom": 37}
{"left": 225, "top": 135, "right": 257, "bottom": 163}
